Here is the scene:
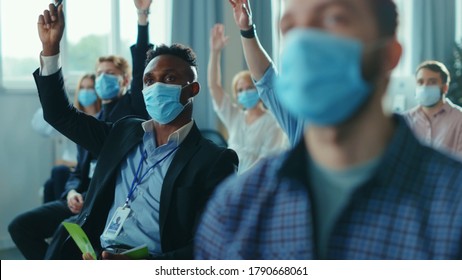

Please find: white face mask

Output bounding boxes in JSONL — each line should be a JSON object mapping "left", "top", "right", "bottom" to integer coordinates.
{"left": 415, "top": 85, "right": 442, "bottom": 107}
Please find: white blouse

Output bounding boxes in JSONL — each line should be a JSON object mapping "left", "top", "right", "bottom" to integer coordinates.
{"left": 213, "top": 94, "right": 289, "bottom": 174}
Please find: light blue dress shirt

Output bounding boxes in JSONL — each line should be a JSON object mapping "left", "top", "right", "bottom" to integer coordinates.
{"left": 100, "top": 120, "right": 193, "bottom": 255}
{"left": 254, "top": 64, "right": 306, "bottom": 146}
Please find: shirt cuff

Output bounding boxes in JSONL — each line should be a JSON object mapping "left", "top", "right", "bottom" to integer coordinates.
{"left": 254, "top": 64, "right": 277, "bottom": 88}
{"left": 39, "top": 52, "right": 61, "bottom": 76}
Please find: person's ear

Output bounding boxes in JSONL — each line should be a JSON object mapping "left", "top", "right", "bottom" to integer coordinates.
{"left": 442, "top": 84, "right": 449, "bottom": 94}
{"left": 122, "top": 75, "right": 130, "bottom": 87}
{"left": 384, "top": 38, "right": 402, "bottom": 72}
{"left": 190, "top": 82, "right": 200, "bottom": 97}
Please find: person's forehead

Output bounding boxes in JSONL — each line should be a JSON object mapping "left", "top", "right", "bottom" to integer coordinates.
{"left": 417, "top": 68, "right": 442, "bottom": 79}
{"left": 236, "top": 77, "right": 253, "bottom": 86}
{"left": 285, "top": 0, "right": 371, "bottom": 17}
{"left": 81, "top": 77, "right": 94, "bottom": 85}
{"left": 145, "top": 54, "right": 190, "bottom": 73}
{"left": 97, "top": 61, "right": 119, "bottom": 72}
{"left": 285, "top": 0, "right": 366, "bottom": 9}
{"left": 282, "top": 0, "right": 379, "bottom": 42}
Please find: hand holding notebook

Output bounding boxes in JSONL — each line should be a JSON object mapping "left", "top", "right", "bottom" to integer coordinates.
{"left": 62, "top": 222, "right": 148, "bottom": 260}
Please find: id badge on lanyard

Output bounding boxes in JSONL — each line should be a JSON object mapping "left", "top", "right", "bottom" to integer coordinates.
{"left": 102, "top": 206, "right": 131, "bottom": 239}
{"left": 102, "top": 146, "right": 179, "bottom": 239}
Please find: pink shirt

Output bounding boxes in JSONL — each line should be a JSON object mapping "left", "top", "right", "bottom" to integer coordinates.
{"left": 404, "top": 99, "right": 462, "bottom": 158}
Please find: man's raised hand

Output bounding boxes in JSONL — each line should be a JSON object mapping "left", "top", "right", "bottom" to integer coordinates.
{"left": 228, "top": 0, "right": 253, "bottom": 30}
{"left": 134, "top": 0, "right": 153, "bottom": 11}
{"left": 37, "top": 3, "right": 65, "bottom": 56}
{"left": 210, "top": 24, "right": 229, "bottom": 52}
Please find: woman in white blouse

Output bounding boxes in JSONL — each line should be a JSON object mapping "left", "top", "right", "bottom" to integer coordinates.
{"left": 208, "top": 24, "right": 289, "bottom": 174}
{"left": 31, "top": 73, "right": 101, "bottom": 202}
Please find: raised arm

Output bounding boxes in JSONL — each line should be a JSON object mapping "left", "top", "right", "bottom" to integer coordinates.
{"left": 227, "top": 0, "right": 305, "bottom": 146}
{"left": 35, "top": 3, "right": 111, "bottom": 156}
{"left": 125, "top": 0, "right": 153, "bottom": 119}
{"left": 135, "top": 0, "right": 152, "bottom": 26}
{"left": 208, "top": 24, "right": 229, "bottom": 107}
{"left": 37, "top": 2, "right": 65, "bottom": 57}
{"left": 130, "top": 0, "right": 154, "bottom": 96}
{"left": 228, "top": 0, "right": 272, "bottom": 81}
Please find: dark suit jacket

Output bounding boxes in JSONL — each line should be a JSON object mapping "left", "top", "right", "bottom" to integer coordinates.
{"left": 34, "top": 69, "right": 239, "bottom": 260}
{"left": 60, "top": 144, "right": 89, "bottom": 199}
{"left": 61, "top": 24, "right": 153, "bottom": 200}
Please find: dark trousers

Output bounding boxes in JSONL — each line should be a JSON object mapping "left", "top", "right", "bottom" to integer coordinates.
{"left": 43, "top": 165, "right": 71, "bottom": 203}
{"left": 8, "top": 200, "right": 74, "bottom": 259}
{"left": 44, "top": 215, "right": 81, "bottom": 260}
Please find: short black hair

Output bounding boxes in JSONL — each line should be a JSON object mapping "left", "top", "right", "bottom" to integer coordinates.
{"left": 416, "top": 60, "right": 451, "bottom": 85}
{"left": 368, "top": 0, "right": 399, "bottom": 38}
{"left": 145, "top": 43, "right": 198, "bottom": 68}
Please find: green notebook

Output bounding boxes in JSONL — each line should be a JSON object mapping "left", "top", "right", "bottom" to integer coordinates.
{"left": 62, "top": 222, "right": 149, "bottom": 260}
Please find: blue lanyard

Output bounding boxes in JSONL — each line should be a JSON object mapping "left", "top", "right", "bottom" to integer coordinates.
{"left": 124, "top": 145, "right": 179, "bottom": 208}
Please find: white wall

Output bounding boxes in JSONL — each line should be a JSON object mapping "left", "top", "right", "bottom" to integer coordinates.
{"left": 0, "top": 91, "right": 54, "bottom": 249}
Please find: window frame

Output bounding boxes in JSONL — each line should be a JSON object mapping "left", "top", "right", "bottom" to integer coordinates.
{"left": 457, "top": 0, "right": 462, "bottom": 42}
{"left": 0, "top": 0, "right": 3, "bottom": 89}
{"left": 0, "top": 0, "right": 172, "bottom": 92}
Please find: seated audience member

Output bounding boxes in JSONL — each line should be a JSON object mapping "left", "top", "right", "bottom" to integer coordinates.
{"left": 87, "top": 0, "right": 154, "bottom": 122}
{"left": 208, "top": 24, "right": 288, "bottom": 174}
{"left": 194, "top": 0, "right": 462, "bottom": 260}
{"left": 8, "top": 0, "right": 154, "bottom": 260}
{"left": 31, "top": 107, "right": 78, "bottom": 203}
{"left": 404, "top": 60, "right": 462, "bottom": 158}
{"left": 48, "top": 73, "right": 101, "bottom": 203}
{"left": 34, "top": 3, "right": 238, "bottom": 260}
{"left": 225, "top": 1, "right": 308, "bottom": 146}
{"left": 9, "top": 73, "right": 100, "bottom": 260}
{"left": 73, "top": 73, "right": 101, "bottom": 116}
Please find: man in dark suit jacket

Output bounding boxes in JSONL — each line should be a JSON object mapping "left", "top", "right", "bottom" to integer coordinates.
{"left": 8, "top": 0, "right": 154, "bottom": 260}
{"left": 34, "top": 4, "right": 238, "bottom": 260}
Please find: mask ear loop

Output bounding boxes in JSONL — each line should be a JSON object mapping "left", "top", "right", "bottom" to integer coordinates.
{"left": 179, "top": 83, "right": 195, "bottom": 110}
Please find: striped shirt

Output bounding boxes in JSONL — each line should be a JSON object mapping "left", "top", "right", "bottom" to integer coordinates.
{"left": 405, "top": 99, "right": 462, "bottom": 159}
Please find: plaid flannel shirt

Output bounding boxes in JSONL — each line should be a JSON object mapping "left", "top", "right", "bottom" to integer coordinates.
{"left": 195, "top": 116, "right": 462, "bottom": 259}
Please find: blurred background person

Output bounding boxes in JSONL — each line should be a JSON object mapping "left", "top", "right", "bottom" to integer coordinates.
{"left": 404, "top": 60, "right": 462, "bottom": 158}
{"left": 195, "top": 0, "right": 462, "bottom": 260}
{"left": 73, "top": 73, "right": 101, "bottom": 116}
{"left": 8, "top": 0, "right": 153, "bottom": 259}
{"left": 208, "top": 23, "right": 288, "bottom": 174}
{"left": 31, "top": 73, "right": 101, "bottom": 203}
{"left": 9, "top": 73, "right": 101, "bottom": 259}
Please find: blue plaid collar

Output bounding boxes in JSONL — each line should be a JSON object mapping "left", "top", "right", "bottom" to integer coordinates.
{"left": 278, "top": 136, "right": 310, "bottom": 186}
{"left": 278, "top": 114, "right": 421, "bottom": 188}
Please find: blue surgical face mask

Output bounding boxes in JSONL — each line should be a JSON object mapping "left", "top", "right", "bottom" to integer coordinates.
{"left": 274, "top": 29, "right": 372, "bottom": 126}
{"left": 237, "top": 89, "right": 260, "bottom": 109}
{"left": 95, "top": 73, "right": 121, "bottom": 100}
{"left": 77, "top": 89, "right": 98, "bottom": 107}
{"left": 142, "top": 82, "right": 190, "bottom": 124}
{"left": 415, "top": 85, "right": 442, "bottom": 107}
